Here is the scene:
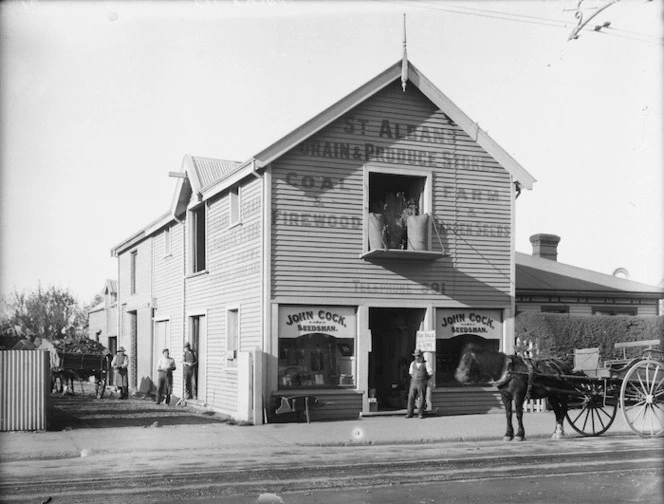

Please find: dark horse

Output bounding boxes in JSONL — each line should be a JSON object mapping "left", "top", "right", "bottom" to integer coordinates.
{"left": 455, "top": 344, "right": 575, "bottom": 441}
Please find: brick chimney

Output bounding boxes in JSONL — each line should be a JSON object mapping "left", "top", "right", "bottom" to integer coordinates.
{"left": 530, "top": 233, "right": 560, "bottom": 261}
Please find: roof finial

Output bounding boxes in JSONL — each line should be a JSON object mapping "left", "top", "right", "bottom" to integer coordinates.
{"left": 401, "top": 13, "right": 408, "bottom": 92}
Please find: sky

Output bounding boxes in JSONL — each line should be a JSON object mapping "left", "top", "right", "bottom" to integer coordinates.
{"left": 1, "top": 0, "right": 662, "bottom": 305}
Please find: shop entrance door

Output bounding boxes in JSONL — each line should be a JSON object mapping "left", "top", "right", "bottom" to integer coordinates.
{"left": 369, "top": 308, "right": 425, "bottom": 411}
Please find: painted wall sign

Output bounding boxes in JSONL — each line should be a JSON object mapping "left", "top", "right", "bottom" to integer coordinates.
{"left": 278, "top": 306, "right": 357, "bottom": 339}
{"left": 416, "top": 330, "right": 436, "bottom": 352}
{"left": 436, "top": 309, "right": 503, "bottom": 340}
{"left": 282, "top": 111, "right": 510, "bottom": 239}
{"left": 297, "top": 114, "right": 491, "bottom": 171}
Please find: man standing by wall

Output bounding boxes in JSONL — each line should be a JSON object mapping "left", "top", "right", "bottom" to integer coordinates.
{"left": 406, "top": 349, "right": 433, "bottom": 419}
{"left": 156, "top": 348, "right": 176, "bottom": 405}
{"left": 183, "top": 342, "right": 197, "bottom": 400}
{"left": 111, "top": 347, "right": 129, "bottom": 399}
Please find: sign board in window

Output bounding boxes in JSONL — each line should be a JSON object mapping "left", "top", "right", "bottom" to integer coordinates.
{"left": 416, "top": 330, "right": 436, "bottom": 352}
{"left": 436, "top": 309, "right": 503, "bottom": 340}
{"left": 278, "top": 306, "right": 356, "bottom": 338}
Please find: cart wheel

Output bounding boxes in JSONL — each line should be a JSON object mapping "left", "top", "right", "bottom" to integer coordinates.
{"left": 565, "top": 381, "right": 618, "bottom": 436}
{"left": 95, "top": 373, "right": 107, "bottom": 399}
{"left": 620, "top": 360, "right": 664, "bottom": 438}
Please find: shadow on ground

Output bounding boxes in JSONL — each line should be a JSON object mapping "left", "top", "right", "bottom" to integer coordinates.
{"left": 49, "top": 383, "right": 230, "bottom": 431}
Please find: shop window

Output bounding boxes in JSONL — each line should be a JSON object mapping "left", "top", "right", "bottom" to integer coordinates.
{"left": 435, "top": 335, "right": 499, "bottom": 386}
{"left": 190, "top": 204, "right": 206, "bottom": 273}
{"left": 278, "top": 333, "right": 355, "bottom": 389}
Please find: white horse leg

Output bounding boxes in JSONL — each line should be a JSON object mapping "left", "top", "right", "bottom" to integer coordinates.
{"left": 551, "top": 422, "right": 565, "bottom": 440}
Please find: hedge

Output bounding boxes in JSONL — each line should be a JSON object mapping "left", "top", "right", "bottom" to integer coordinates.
{"left": 515, "top": 312, "right": 664, "bottom": 366}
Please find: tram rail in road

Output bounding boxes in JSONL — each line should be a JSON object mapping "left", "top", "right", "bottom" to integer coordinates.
{"left": 1, "top": 438, "right": 662, "bottom": 504}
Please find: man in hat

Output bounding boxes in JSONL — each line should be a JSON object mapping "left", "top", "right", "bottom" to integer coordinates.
{"left": 183, "top": 342, "right": 197, "bottom": 400}
{"left": 156, "top": 348, "right": 176, "bottom": 405}
{"left": 406, "top": 349, "right": 432, "bottom": 419}
{"left": 111, "top": 347, "right": 129, "bottom": 399}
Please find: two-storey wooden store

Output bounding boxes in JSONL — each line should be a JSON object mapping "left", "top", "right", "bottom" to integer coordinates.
{"left": 111, "top": 60, "right": 536, "bottom": 423}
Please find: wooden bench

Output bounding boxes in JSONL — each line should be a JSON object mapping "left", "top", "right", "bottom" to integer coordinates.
{"left": 275, "top": 395, "right": 319, "bottom": 423}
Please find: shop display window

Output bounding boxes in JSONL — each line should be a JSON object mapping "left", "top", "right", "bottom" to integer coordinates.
{"left": 435, "top": 335, "right": 499, "bottom": 386}
{"left": 278, "top": 333, "right": 355, "bottom": 389}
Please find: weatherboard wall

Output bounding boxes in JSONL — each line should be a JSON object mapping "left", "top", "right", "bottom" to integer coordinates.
{"left": 153, "top": 221, "right": 185, "bottom": 390}
{"left": 184, "top": 176, "right": 263, "bottom": 416}
{"left": 270, "top": 80, "right": 513, "bottom": 307}
{"left": 117, "top": 238, "right": 154, "bottom": 391}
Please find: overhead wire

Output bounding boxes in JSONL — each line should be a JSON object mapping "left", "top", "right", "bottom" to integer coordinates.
{"left": 375, "top": 0, "right": 571, "bottom": 29}
{"left": 375, "top": 0, "right": 663, "bottom": 46}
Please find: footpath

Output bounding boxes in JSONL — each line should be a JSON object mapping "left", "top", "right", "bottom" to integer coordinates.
{"left": 0, "top": 391, "right": 635, "bottom": 463}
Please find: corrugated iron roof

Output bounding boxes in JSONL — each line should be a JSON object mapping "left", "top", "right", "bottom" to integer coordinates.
{"left": 516, "top": 252, "right": 664, "bottom": 295}
{"left": 190, "top": 156, "right": 242, "bottom": 191}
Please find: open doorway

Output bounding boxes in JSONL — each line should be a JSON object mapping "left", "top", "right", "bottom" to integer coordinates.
{"left": 189, "top": 315, "right": 206, "bottom": 402}
{"left": 369, "top": 308, "right": 425, "bottom": 410}
{"left": 107, "top": 336, "right": 117, "bottom": 386}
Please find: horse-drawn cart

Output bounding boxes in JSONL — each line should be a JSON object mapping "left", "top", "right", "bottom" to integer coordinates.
{"left": 53, "top": 352, "right": 111, "bottom": 399}
{"left": 456, "top": 339, "right": 663, "bottom": 441}
{"left": 564, "top": 340, "right": 663, "bottom": 438}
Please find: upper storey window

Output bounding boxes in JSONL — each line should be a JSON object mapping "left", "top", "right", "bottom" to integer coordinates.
{"left": 229, "top": 186, "right": 241, "bottom": 227}
{"left": 363, "top": 167, "right": 439, "bottom": 260}
{"left": 191, "top": 204, "right": 206, "bottom": 273}
{"left": 130, "top": 250, "right": 137, "bottom": 294}
{"left": 163, "top": 226, "right": 171, "bottom": 257}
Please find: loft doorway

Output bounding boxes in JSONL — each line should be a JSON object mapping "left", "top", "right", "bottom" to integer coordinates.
{"left": 369, "top": 308, "right": 425, "bottom": 411}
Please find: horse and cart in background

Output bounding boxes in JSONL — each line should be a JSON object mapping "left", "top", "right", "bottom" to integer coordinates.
{"left": 50, "top": 351, "right": 111, "bottom": 399}
{"left": 455, "top": 339, "right": 663, "bottom": 440}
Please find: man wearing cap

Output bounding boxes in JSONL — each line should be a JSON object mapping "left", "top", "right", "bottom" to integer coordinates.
{"left": 183, "top": 342, "right": 197, "bottom": 400}
{"left": 406, "top": 349, "right": 432, "bottom": 419}
{"left": 111, "top": 347, "right": 129, "bottom": 400}
{"left": 156, "top": 349, "right": 176, "bottom": 405}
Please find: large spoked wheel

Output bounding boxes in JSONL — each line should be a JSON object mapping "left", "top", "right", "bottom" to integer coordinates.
{"left": 620, "top": 360, "right": 664, "bottom": 438}
{"left": 565, "top": 381, "right": 618, "bottom": 436}
{"left": 95, "top": 371, "right": 107, "bottom": 399}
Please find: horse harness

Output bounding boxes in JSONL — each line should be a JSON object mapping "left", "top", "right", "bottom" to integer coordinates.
{"left": 494, "top": 355, "right": 567, "bottom": 400}
{"left": 524, "top": 357, "right": 534, "bottom": 400}
{"left": 490, "top": 355, "right": 537, "bottom": 400}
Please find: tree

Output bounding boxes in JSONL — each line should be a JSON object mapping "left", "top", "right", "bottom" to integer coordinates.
{"left": 0, "top": 285, "right": 88, "bottom": 342}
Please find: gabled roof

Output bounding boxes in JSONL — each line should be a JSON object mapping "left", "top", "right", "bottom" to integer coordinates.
{"left": 252, "top": 60, "right": 536, "bottom": 190}
{"left": 191, "top": 156, "right": 243, "bottom": 190}
{"left": 516, "top": 251, "right": 664, "bottom": 297}
{"left": 170, "top": 155, "right": 243, "bottom": 217}
{"left": 112, "top": 59, "right": 536, "bottom": 256}
{"left": 104, "top": 279, "right": 117, "bottom": 295}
